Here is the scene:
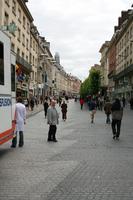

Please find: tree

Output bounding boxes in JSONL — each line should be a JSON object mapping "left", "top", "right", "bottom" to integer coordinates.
{"left": 80, "top": 68, "right": 101, "bottom": 98}
{"left": 89, "top": 69, "right": 101, "bottom": 95}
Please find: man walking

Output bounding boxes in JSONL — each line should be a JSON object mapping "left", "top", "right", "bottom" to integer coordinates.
{"left": 43, "top": 97, "right": 49, "bottom": 118}
{"left": 11, "top": 97, "right": 26, "bottom": 148}
{"left": 47, "top": 100, "right": 59, "bottom": 142}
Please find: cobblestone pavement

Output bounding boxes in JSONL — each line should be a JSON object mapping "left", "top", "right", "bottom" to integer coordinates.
{"left": 0, "top": 100, "right": 133, "bottom": 200}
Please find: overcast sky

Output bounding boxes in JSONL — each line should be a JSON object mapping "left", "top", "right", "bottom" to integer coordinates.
{"left": 27, "top": 0, "right": 132, "bottom": 80}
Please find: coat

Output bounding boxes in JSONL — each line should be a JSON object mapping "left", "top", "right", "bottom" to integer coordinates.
{"left": 16, "top": 103, "right": 26, "bottom": 132}
{"left": 61, "top": 103, "right": 67, "bottom": 113}
{"left": 104, "top": 102, "right": 112, "bottom": 114}
{"left": 47, "top": 107, "right": 59, "bottom": 125}
{"left": 111, "top": 109, "right": 123, "bottom": 120}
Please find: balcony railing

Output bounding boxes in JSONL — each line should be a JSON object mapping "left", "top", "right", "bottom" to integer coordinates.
{"left": 16, "top": 54, "right": 32, "bottom": 72}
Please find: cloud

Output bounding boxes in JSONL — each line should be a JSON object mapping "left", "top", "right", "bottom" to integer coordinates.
{"left": 27, "top": 0, "right": 132, "bottom": 80}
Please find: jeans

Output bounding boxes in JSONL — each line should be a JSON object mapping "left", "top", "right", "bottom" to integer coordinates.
{"left": 111, "top": 119, "right": 121, "bottom": 137}
{"left": 106, "top": 113, "right": 111, "bottom": 124}
{"left": 48, "top": 125, "right": 57, "bottom": 141}
{"left": 11, "top": 131, "right": 24, "bottom": 147}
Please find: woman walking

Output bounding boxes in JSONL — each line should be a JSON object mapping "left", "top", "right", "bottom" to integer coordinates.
{"left": 61, "top": 100, "right": 67, "bottom": 121}
{"left": 111, "top": 98, "right": 123, "bottom": 140}
{"left": 80, "top": 98, "right": 84, "bottom": 110}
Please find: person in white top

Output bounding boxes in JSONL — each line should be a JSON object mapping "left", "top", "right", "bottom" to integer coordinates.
{"left": 11, "top": 97, "right": 26, "bottom": 148}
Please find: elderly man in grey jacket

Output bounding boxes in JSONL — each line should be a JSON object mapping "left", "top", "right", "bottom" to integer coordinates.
{"left": 47, "top": 100, "right": 59, "bottom": 142}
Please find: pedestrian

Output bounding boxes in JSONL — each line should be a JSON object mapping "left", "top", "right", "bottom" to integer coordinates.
{"left": 122, "top": 96, "right": 126, "bottom": 108}
{"left": 43, "top": 97, "right": 49, "bottom": 118}
{"left": 80, "top": 98, "right": 84, "bottom": 110}
{"left": 89, "top": 98, "right": 96, "bottom": 123}
{"left": 129, "top": 97, "right": 133, "bottom": 110}
{"left": 99, "top": 97, "right": 104, "bottom": 111}
{"left": 59, "top": 96, "right": 62, "bottom": 106}
{"left": 11, "top": 97, "right": 26, "bottom": 148}
{"left": 47, "top": 100, "right": 59, "bottom": 142}
{"left": 61, "top": 100, "right": 67, "bottom": 121}
{"left": 111, "top": 98, "right": 123, "bottom": 140}
{"left": 104, "top": 97, "right": 112, "bottom": 124}
{"left": 30, "top": 97, "right": 34, "bottom": 111}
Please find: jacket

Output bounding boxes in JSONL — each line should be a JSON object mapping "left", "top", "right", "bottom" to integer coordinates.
{"left": 111, "top": 108, "right": 123, "bottom": 120}
{"left": 104, "top": 102, "right": 112, "bottom": 114}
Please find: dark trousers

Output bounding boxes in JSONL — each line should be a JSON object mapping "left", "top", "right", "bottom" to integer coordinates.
{"left": 106, "top": 113, "right": 111, "bottom": 124}
{"left": 111, "top": 119, "right": 121, "bottom": 137}
{"left": 81, "top": 104, "right": 83, "bottom": 110}
{"left": 62, "top": 112, "right": 67, "bottom": 120}
{"left": 44, "top": 109, "right": 48, "bottom": 118}
{"left": 48, "top": 125, "right": 57, "bottom": 141}
{"left": 11, "top": 131, "right": 24, "bottom": 147}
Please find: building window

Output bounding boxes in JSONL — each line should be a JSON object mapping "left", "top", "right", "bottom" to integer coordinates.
{"left": 30, "top": 37, "right": 32, "bottom": 47}
{"left": 12, "top": 0, "right": 16, "bottom": 15}
{"left": 33, "top": 41, "right": 35, "bottom": 50}
{"left": 0, "top": 42, "right": 4, "bottom": 85}
{"left": 22, "top": 34, "right": 25, "bottom": 46}
{"left": 30, "top": 53, "right": 32, "bottom": 64}
{"left": 26, "top": 39, "right": 29, "bottom": 50}
{"left": 26, "top": 55, "right": 28, "bottom": 62}
{"left": 22, "top": 52, "right": 24, "bottom": 59}
{"left": 17, "top": 48, "right": 20, "bottom": 55}
{"left": 33, "top": 56, "right": 34, "bottom": 65}
{"left": 4, "top": 12, "right": 9, "bottom": 26}
{"left": 130, "top": 43, "right": 132, "bottom": 54}
{"left": 11, "top": 43, "right": 15, "bottom": 51}
{"left": 23, "top": 16, "right": 26, "bottom": 29}
{"left": 17, "top": 28, "right": 21, "bottom": 41}
{"left": 18, "top": 8, "right": 21, "bottom": 23}
{"left": 11, "top": 64, "right": 15, "bottom": 91}
{"left": 5, "top": 0, "right": 10, "bottom": 7}
{"left": 130, "top": 27, "right": 132, "bottom": 39}
{"left": 27, "top": 22, "right": 30, "bottom": 34}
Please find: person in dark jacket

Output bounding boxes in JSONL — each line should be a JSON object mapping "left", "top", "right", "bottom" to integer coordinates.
{"left": 111, "top": 98, "right": 123, "bottom": 140}
{"left": 61, "top": 100, "right": 67, "bottom": 121}
{"left": 129, "top": 97, "right": 133, "bottom": 110}
{"left": 104, "top": 97, "right": 112, "bottom": 124}
{"left": 43, "top": 97, "right": 49, "bottom": 118}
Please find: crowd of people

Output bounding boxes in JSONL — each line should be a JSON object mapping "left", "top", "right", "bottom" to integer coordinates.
{"left": 11, "top": 95, "right": 69, "bottom": 147}
{"left": 10, "top": 93, "right": 132, "bottom": 148}
{"left": 78, "top": 95, "right": 133, "bottom": 141}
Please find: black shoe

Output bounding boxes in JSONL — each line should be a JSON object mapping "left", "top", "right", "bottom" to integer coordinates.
{"left": 11, "top": 145, "right": 16, "bottom": 148}
{"left": 53, "top": 139, "right": 58, "bottom": 142}
{"left": 113, "top": 135, "right": 116, "bottom": 140}
{"left": 19, "top": 145, "right": 23, "bottom": 147}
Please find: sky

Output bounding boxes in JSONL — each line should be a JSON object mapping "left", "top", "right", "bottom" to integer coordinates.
{"left": 27, "top": 0, "right": 132, "bottom": 81}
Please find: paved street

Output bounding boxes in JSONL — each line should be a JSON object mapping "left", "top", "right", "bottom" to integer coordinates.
{"left": 0, "top": 100, "right": 133, "bottom": 200}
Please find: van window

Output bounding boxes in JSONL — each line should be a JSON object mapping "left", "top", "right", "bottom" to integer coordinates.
{"left": 11, "top": 64, "right": 15, "bottom": 91}
{"left": 0, "top": 42, "right": 4, "bottom": 85}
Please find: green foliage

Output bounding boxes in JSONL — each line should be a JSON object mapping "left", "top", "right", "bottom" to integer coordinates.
{"left": 80, "top": 68, "right": 101, "bottom": 97}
